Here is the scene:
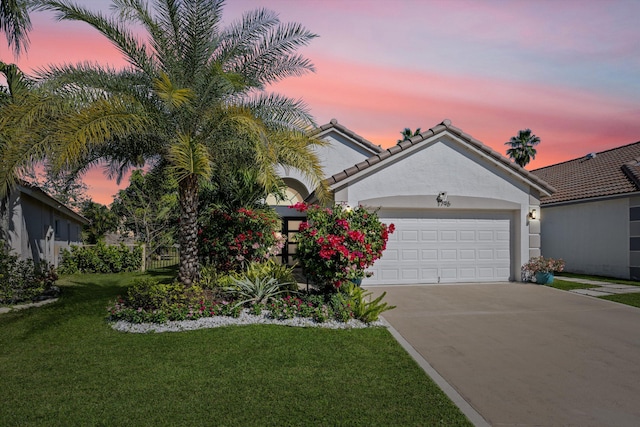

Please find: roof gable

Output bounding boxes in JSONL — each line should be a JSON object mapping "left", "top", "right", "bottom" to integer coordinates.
{"left": 312, "top": 119, "right": 383, "bottom": 156}
{"left": 16, "top": 182, "right": 89, "bottom": 225}
{"left": 531, "top": 141, "right": 640, "bottom": 205}
{"left": 326, "top": 119, "right": 555, "bottom": 196}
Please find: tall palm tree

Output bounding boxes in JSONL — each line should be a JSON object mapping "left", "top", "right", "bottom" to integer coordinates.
{"left": 0, "top": 0, "right": 32, "bottom": 56}
{"left": 505, "top": 129, "right": 540, "bottom": 168}
{"left": 2, "top": 0, "right": 327, "bottom": 285}
{"left": 397, "top": 127, "right": 421, "bottom": 144}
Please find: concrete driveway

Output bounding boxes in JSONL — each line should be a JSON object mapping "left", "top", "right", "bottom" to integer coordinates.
{"left": 369, "top": 283, "right": 640, "bottom": 426}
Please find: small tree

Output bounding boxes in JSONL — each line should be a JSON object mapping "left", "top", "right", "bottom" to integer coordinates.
{"left": 111, "top": 169, "right": 179, "bottom": 262}
{"left": 80, "top": 201, "right": 119, "bottom": 244}
{"left": 505, "top": 129, "right": 540, "bottom": 168}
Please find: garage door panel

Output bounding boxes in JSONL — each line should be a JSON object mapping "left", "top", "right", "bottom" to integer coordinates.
{"left": 365, "top": 213, "right": 511, "bottom": 285}
{"left": 459, "top": 249, "right": 475, "bottom": 260}
{"left": 421, "top": 268, "right": 438, "bottom": 281}
{"left": 422, "top": 249, "right": 438, "bottom": 261}
{"left": 459, "top": 230, "right": 476, "bottom": 241}
{"left": 440, "top": 230, "right": 457, "bottom": 241}
{"left": 402, "top": 249, "right": 419, "bottom": 261}
{"left": 422, "top": 230, "right": 438, "bottom": 241}
{"left": 441, "top": 249, "right": 457, "bottom": 260}
{"left": 401, "top": 230, "right": 419, "bottom": 241}
{"left": 402, "top": 269, "right": 418, "bottom": 280}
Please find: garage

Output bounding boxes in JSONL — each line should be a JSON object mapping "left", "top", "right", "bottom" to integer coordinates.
{"left": 290, "top": 119, "right": 556, "bottom": 284}
{"left": 366, "top": 210, "right": 512, "bottom": 285}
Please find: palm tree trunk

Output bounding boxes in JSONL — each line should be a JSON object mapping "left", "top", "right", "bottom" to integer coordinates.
{"left": 177, "top": 175, "right": 199, "bottom": 286}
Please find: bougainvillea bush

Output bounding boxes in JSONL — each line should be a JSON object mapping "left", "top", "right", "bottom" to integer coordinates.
{"left": 198, "top": 207, "right": 285, "bottom": 272}
{"left": 292, "top": 202, "right": 394, "bottom": 291}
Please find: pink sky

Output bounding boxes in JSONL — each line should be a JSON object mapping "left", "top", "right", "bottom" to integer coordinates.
{"left": 3, "top": 0, "right": 640, "bottom": 205}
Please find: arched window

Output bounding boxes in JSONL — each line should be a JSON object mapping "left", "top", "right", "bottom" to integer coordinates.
{"left": 266, "top": 178, "right": 309, "bottom": 206}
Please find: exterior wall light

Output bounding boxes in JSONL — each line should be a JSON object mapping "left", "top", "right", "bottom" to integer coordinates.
{"left": 528, "top": 208, "right": 537, "bottom": 220}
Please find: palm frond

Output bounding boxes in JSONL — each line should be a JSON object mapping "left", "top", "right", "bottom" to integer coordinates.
{"left": 0, "top": 0, "right": 32, "bottom": 56}
{"left": 242, "top": 92, "right": 316, "bottom": 131}
{"left": 154, "top": 71, "right": 193, "bottom": 108}
{"left": 167, "top": 133, "right": 212, "bottom": 183}
{"left": 36, "top": 0, "right": 157, "bottom": 74}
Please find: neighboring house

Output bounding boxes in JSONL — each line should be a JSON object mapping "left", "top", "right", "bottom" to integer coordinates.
{"left": 273, "top": 119, "right": 555, "bottom": 285}
{"left": 0, "top": 181, "right": 88, "bottom": 267}
{"left": 532, "top": 142, "right": 640, "bottom": 280}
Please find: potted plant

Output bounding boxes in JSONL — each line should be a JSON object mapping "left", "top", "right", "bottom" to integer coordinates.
{"left": 522, "top": 256, "right": 565, "bottom": 284}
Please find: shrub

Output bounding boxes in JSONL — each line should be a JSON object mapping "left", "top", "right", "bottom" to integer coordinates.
{"left": 341, "top": 283, "right": 395, "bottom": 323}
{"left": 223, "top": 276, "right": 293, "bottom": 308}
{"left": 197, "top": 207, "right": 284, "bottom": 272}
{"left": 0, "top": 241, "right": 58, "bottom": 304}
{"left": 58, "top": 242, "right": 142, "bottom": 274}
{"left": 125, "top": 278, "right": 204, "bottom": 311}
{"left": 198, "top": 260, "right": 298, "bottom": 292}
{"left": 291, "top": 202, "right": 394, "bottom": 291}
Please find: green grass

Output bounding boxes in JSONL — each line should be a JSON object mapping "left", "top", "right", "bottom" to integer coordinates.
{"left": 600, "top": 293, "right": 640, "bottom": 308}
{"left": 545, "top": 279, "right": 598, "bottom": 291}
{"left": 0, "top": 270, "right": 470, "bottom": 426}
{"left": 557, "top": 273, "right": 640, "bottom": 287}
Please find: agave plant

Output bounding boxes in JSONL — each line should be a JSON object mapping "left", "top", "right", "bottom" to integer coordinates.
{"left": 223, "top": 276, "right": 294, "bottom": 308}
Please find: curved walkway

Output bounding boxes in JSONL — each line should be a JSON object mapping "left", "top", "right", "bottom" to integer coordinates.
{"left": 371, "top": 283, "right": 640, "bottom": 426}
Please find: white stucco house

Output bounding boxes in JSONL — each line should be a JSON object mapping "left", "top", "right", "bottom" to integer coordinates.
{"left": 532, "top": 142, "right": 640, "bottom": 280}
{"left": 0, "top": 181, "right": 88, "bottom": 267}
{"left": 272, "top": 119, "right": 555, "bottom": 285}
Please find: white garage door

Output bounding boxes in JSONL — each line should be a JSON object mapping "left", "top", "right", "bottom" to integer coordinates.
{"left": 365, "top": 211, "right": 511, "bottom": 285}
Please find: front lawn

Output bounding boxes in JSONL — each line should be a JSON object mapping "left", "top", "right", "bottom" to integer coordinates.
{"left": 557, "top": 273, "right": 640, "bottom": 287}
{"left": 0, "top": 270, "right": 471, "bottom": 426}
{"left": 545, "top": 279, "right": 598, "bottom": 291}
{"left": 600, "top": 293, "right": 640, "bottom": 308}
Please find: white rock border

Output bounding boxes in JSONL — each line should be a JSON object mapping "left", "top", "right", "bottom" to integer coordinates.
{"left": 110, "top": 309, "right": 387, "bottom": 333}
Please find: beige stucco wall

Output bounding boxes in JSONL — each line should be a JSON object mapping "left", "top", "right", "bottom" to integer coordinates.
{"left": 540, "top": 197, "right": 629, "bottom": 279}
{"left": 276, "top": 129, "right": 379, "bottom": 195}
{"left": 332, "top": 134, "right": 539, "bottom": 281}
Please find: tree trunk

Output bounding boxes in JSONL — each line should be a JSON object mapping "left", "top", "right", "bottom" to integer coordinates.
{"left": 178, "top": 175, "right": 199, "bottom": 286}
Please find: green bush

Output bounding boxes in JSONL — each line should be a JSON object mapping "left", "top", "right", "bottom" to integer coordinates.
{"left": 0, "top": 241, "right": 58, "bottom": 304}
{"left": 339, "top": 283, "right": 396, "bottom": 323}
{"left": 223, "top": 276, "right": 293, "bottom": 308}
{"left": 125, "top": 278, "right": 203, "bottom": 311}
{"left": 198, "top": 260, "right": 298, "bottom": 292}
{"left": 291, "top": 202, "right": 394, "bottom": 292}
{"left": 59, "top": 242, "right": 142, "bottom": 274}
{"left": 197, "top": 207, "right": 284, "bottom": 272}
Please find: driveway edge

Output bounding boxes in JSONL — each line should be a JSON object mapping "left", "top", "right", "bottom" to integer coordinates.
{"left": 381, "top": 317, "right": 490, "bottom": 427}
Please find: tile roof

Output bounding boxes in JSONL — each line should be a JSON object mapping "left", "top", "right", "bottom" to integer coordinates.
{"left": 531, "top": 141, "right": 640, "bottom": 205}
{"left": 311, "top": 119, "right": 383, "bottom": 154}
{"left": 325, "top": 119, "right": 555, "bottom": 195}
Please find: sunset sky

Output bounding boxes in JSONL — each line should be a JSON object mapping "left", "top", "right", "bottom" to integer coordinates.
{"left": 3, "top": 0, "right": 640, "bottom": 205}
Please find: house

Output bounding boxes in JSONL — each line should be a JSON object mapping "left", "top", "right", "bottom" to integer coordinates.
{"left": 272, "top": 119, "right": 555, "bottom": 285}
{"left": 531, "top": 142, "right": 640, "bottom": 280}
{"left": 0, "top": 181, "right": 88, "bottom": 267}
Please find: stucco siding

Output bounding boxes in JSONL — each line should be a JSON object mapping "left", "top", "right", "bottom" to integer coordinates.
{"left": 334, "top": 137, "right": 531, "bottom": 204}
{"left": 333, "top": 135, "right": 536, "bottom": 281}
{"left": 541, "top": 198, "right": 629, "bottom": 278}
{"left": 276, "top": 130, "right": 378, "bottom": 195}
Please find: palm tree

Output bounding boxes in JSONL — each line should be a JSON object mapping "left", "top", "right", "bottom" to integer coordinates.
{"left": 505, "top": 129, "right": 540, "bottom": 168}
{"left": 397, "top": 127, "right": 421, "bottom": 144}
{"left": 0, "top": 0, "right": 32, "bottom": 56}
{"left": 2, "top": 0, "right": 327, "bottom": 285}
